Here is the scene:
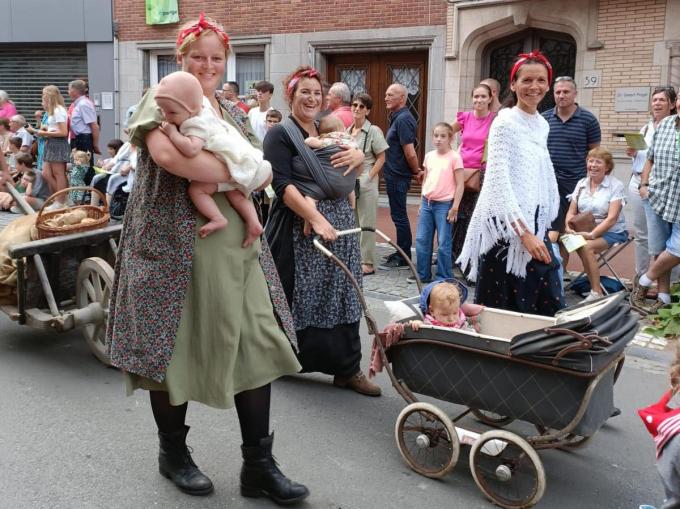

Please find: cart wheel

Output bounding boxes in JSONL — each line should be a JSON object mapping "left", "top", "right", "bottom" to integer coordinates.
{"left": 471, "top": 408, "right": 514, "bottom": 427}
{"left": 76, "top": 257, "right": 114, "bottom": 366}
{"left": 469, "top": 430, "right": 546, "bottom": 509}
{"left": 395, "top": 402, "right": 460, "bottom": 479}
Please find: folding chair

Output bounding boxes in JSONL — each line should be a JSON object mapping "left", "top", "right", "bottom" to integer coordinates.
{"left": 565, "top": 234, "right": 634, "bottom": 294}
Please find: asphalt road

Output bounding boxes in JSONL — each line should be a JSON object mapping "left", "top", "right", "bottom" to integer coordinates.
{"left": 0, "top": 299, "right": 673, "bottom": 509}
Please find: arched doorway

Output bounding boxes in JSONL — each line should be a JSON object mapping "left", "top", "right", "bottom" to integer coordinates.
{"left": 483, "top": 29, "right": 576, "bottom": 112}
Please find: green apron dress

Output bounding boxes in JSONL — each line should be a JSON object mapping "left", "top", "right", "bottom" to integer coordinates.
{"left": 107, "top": 89, "right": 301, "bottom": 409}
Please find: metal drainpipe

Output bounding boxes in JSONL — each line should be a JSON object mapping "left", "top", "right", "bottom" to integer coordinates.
{"left": 113, "top": 21, "right": 120, "bottom": 139}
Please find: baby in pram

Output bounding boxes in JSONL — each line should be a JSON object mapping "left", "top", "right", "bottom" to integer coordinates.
{"left": 410, "top": 281, "right": 471, "bottom": 331}
{"left": 369, "top": 280, "right": 482, "bottom": 377}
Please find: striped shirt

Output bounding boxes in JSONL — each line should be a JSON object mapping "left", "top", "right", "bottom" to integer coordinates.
{"left": 647, "top": 114, "right": 680, "bottom": 223}
{"left": 542, "top": 105, "right": 601, "bottom": 185}
{"left": 655, "top": 412, "right": 680, "bottom": 458}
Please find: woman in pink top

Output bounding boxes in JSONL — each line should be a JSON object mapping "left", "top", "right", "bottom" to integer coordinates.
{"left": 0, "top": 91, "right": 17, "bottom": 120}
{"left": 450, "top": 84, "right": 496, "bottom": 270}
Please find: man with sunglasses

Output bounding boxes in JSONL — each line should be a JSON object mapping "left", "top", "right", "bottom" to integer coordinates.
{"left": 542, "top": 76, "right": 601, "bottom": 264}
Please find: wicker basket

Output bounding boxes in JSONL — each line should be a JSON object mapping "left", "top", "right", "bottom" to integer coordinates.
{"left": 35, "top": 187, "right": 110, "bottom": 240}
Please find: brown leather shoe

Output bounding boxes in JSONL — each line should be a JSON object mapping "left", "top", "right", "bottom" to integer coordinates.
{"left": 630, "top": 272, "right": 650, "bottom": 309}
{"left": 333, "top": 370, "right": 382, "bottom": 397}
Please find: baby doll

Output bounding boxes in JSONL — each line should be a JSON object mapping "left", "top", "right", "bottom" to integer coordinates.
{"left": 410, "top": 281, "right": 469, "bottom": 330}
{"left": 155, "top": 71, "right": 271, "bottom": 244}
{"left": 300, "top": 115, "right": 359, "bottom": 234}
{"left": 304, "top": 115, "right": 357, "bottom": 150}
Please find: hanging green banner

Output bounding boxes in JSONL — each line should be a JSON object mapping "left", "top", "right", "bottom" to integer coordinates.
{"left": 145, "top": 0, "right": 179, "bottom": 25}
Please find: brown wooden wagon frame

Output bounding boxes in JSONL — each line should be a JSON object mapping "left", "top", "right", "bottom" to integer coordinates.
{"left": 1, "top": 184, "right": 121, "bottom": 365}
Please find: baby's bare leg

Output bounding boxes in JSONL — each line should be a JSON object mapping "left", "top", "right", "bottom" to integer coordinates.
{"left": 224, "top": 190, "right": 263, "bottom": 248}
{"left": 188, "top": 181, "right": 228, "bottom": 238}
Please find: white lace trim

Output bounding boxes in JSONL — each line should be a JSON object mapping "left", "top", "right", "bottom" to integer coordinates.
{"left": 457, "top": 107, "right": 559, "bottom": 280}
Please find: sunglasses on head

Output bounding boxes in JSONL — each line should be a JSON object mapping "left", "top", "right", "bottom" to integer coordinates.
{"left": 653, "top": 86, "right": 676, "bottom": 94}
{"left": 351, "top": 102, "right": 367, "bottom": 109}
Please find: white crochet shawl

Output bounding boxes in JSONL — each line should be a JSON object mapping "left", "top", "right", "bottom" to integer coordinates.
{"left": 457, "top": 106, "right": 559, "bottom": 280}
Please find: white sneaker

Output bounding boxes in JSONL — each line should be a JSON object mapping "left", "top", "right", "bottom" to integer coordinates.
{"left": 582, "top": 291, "right": 601, "bottom": 302}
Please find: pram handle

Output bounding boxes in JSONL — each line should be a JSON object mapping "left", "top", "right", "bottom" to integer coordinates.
{"left": 312, "top": 227, "right": 422, "bottom": 291}
{"left": 312, "top": 227, "right": 423, "bottom": 404}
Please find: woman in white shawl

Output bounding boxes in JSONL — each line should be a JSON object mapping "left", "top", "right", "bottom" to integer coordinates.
{"left": 457, "top": 51, "right": 563, "bottom": 316}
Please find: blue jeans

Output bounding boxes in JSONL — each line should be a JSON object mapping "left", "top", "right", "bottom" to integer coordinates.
{"left": 415, "top": 197, "right": 453, "bottom": 281}
{"left": 384, "top": 175, "right": 412, "bottom": 259}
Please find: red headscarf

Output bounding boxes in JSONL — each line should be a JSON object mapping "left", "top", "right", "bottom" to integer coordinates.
{"left": 286, "top": 69, "right": 321, "bottom": 97}
{"left": 176, "top": 12, "right": 229, "bottom": 50}
{"left": 509, "top": 50, "right": 553, "bottom": 84}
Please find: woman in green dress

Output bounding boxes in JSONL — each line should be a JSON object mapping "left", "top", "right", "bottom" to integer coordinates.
{"left": 106, "top": 14, "right": 308, "bottom": 504}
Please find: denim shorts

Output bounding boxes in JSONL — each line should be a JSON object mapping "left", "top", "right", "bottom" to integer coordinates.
{"left": 644, "top": 200, "right": 680, "bottom": 257}
{"left": 601, "top": 230, "right": 628, "bottom": 247}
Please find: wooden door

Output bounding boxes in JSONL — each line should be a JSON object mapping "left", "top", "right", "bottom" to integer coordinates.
{"left": 327, "top": 50, "right": 429, "bottom": 174}
{"left": 484, "top": 29, "right": 576, "bottom": 112}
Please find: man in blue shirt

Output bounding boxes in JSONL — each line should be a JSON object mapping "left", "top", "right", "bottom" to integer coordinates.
{"left": 542, "top": 76, "right": 601, "bottom": 263}
{"left": 379, "top": 83, "right": 422, "bottom": 269}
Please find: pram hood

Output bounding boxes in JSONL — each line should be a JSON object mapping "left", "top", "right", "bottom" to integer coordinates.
{"left": 509, "top": 292, "right": 638, "bottom": 373}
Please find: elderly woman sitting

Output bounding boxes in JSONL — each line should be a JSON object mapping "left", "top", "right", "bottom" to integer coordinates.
{"left": 565, "top": 147, "right": 628, "bottom": 300}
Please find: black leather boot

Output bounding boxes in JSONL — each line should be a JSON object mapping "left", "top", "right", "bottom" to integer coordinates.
{"left": 158, "top": 425, "right": 214, "bottom": 496}
{"left": 240, "top": 432, "right": 310, "bottom": 505}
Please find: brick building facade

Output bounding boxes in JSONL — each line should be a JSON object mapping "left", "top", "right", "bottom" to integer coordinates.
{"left": 113, "top": 0, "right": 680, "bottom": 168}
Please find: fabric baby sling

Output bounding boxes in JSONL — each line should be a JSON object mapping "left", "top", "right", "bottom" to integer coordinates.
{"left": 281, "top": 118, "right": 356, "bottom": 201}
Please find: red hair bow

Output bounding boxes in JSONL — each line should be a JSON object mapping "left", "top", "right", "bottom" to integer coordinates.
{"left": 287, "top": 69, "right": 321, "bottom": 96}
{"left": 176, "top": 12, "right": 229, "bottom": 50}
{"left": 510, "top": 50, "right": 553, "bottom": 83}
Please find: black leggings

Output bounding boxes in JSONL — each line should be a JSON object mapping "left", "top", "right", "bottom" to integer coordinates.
{"left": 150, "top": 384, "right": 271, "bottom": 446}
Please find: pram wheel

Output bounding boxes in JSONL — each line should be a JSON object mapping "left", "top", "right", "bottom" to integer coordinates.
{"left": 395, "top": 402, "right": 460, "bottom": 479}
{"left": 469, "top": 430, "right": 546, "bottom": 509}
{"left": 470, "top": 408, "right": 514, "bottom": 427}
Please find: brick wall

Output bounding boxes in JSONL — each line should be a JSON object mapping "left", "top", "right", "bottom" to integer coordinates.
{"left": 593, "top": 0, "right": 667, "bottom": 151}
{"left": 114, "top": 0, "right": 447, "bottom": 42}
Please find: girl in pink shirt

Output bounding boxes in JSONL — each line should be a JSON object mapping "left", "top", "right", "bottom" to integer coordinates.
{"left": 413, "top": 123, "right": 464, "bottom": 283}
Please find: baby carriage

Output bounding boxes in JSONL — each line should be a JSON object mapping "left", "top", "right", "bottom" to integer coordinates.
{"left": 314, "top": 228, "right": 638, "bottom": 509}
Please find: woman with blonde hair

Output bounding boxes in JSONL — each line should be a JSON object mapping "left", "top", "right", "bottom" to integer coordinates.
{"left": 35, "top": 85, "right": 70, "bottom": 206}
{"left": 106, "top": 13, "right": 308, "bottom": 503}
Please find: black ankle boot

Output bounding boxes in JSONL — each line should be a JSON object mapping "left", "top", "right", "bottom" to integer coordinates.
{"left": 158, "top": 425, "right": 214, "bottom": 496}
{"left": 240, "top": 432, "right": 309, "bottom": 505}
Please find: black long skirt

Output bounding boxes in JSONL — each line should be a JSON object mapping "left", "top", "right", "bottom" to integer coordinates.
{"left": 474, "top": 241, "right": 564, "bottom": 317}
{"left": 296, "top": 322, "right": 362, "bottom": 377}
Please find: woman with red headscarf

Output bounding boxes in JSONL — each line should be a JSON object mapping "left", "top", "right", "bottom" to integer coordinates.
{"left": 264, "top": 66, "right": 380, "bottom": 397}
{"left": 457, "top": 51, "right": 563, "bottom": 316}
{"left": 106, "top": 14, "right": 308, "bottom": 503}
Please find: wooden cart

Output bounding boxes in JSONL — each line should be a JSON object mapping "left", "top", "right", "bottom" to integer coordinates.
{"left": 2, "top": 225, "right": 121, "bottom": 365}
{"left": 1, "top": 184, "right": 120, "bottom": 364}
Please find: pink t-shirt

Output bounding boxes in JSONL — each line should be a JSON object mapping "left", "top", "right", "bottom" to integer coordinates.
{"left": 0, "top": 101, "right": 17, "bottom": 120}
{"left": 456, "top": 110, "right": 496, "bottom": 169}
{"left": 331, "top": 106, "right": 353, "bottom": 129}
{"left": 421, "top": 150, "right": 464, "bottom": 201}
